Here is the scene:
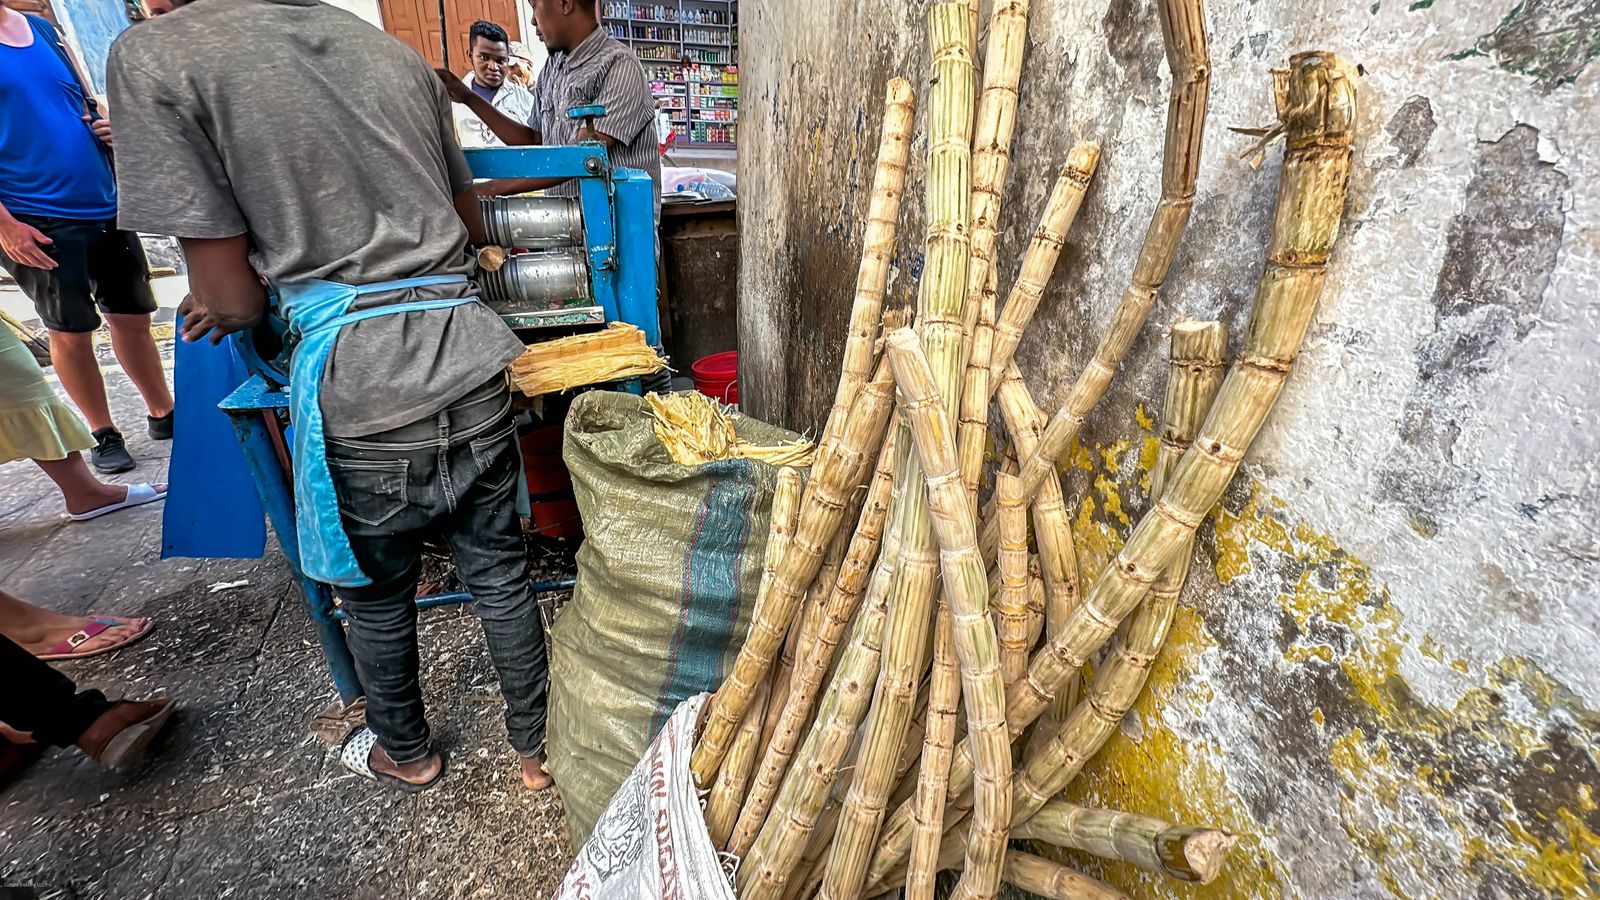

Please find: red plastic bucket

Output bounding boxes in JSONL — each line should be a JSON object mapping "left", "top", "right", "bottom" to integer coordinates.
{"left": 520, "top": 425, "right": 572, "bottom": 496}
{"left": 691, "top": 350, "right": 739, "bottom": 404}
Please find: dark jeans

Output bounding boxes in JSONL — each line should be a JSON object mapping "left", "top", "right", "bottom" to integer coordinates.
{"left": 0, "top": 635, "right": 111, "bottom": 748}
{"left": 327, "top": 376, "right": 547, "bottom": 764}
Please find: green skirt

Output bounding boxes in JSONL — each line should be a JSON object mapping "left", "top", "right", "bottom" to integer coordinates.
{"left": 0, "top": 324, "right": 92, "bottom": 464}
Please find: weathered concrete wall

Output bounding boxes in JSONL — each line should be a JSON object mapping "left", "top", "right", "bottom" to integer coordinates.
{"left": 737, "top": 0, "right": 1600, "bottom": 897}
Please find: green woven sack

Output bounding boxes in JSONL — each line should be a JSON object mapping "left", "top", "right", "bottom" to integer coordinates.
{"left": 549, "top": 391, "right": 803, "bottom": 845}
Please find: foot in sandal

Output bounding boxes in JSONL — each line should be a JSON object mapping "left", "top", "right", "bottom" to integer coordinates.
{"left": 338, "top": 726, "right": 446, "bottom": 793}
{"left": 27, "top": 616, "right": 154, "bottom": 661}
{"left": 520, "top": 752, "right": 553, "bottom": 792}
{"left": 66, "top": 482, "right": 168, "bottom": 522}
{"left": 75, "top": 698, "right": 179, "bottom": 768}
{"left": 0, "top": 589, "right": 155, "bottom": 661}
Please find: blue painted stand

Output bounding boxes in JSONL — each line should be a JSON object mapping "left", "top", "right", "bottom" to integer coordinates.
{"left": 219, "top": 377, "right": 575, "bottom": 703}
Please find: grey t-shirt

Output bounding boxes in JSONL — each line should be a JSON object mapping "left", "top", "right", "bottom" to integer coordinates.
{"left": 107, "top": 0, "right": 525, "bottom": 437}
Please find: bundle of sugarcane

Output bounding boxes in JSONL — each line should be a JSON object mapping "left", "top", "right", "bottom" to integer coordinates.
{"left": 508, "top": 322, "right": 667, "bottom": 396}
{"left": 683, "top": 0, "right": 1359, "bottom": 889}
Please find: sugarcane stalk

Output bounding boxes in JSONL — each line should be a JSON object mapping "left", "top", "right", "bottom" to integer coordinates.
{"left": 693, "top": 356, "right": 897, "bottom": 788}
{"left": 1025, "top": 558, "right": 1046, "bottom": 649}
{"left": 995, "top": 471, "right": 1030, "bottom": 686}
{"left": 963, "top": 0, "right": 1031, "bottom": 340}
{"left": 957, "top": 269, "right": 997, "bottom": 502}
{"left": 703, "top": 74, "right": 912, "bottom": 795}
{"left": 738, "top": 436, "right": 910, "bottom": 899}
{"left": 768, "top": 517, "right": 853, "bottom": 750}
{"left": 758, "top": 463, "right": 808, "bottom": 747}
{"left": 705, "top": 677, "right": 769, "bottom": 846}
{"left": 729, "top": 434, "right": 899, "bottom": 857}
{"left": 818, "top": 78, "right": 917, "bottom": 452}
{"left": 868, "top": 824, "right": 1125, "bottom": 900}
{"left": 864, "top": 48, "right": 1357, "bottom": 889}
{"left": 763, "top": 611, "right": 805, "bottom": 751}
{"left": 815, "top": 6, "right": 976, "bottom": 898}
{"left": 814, "top": 420, "right": 941, "bottom": 899}
{"left": 1013, "top": 0, "right": 1209, "bottom": 506}
{"left": 924, "top": 135, "right": 1002, "bottom": 900}
{"left": 865, "top": 390, "right": 1076, "bottom": 895}
{"left": 906, "top": 598, "right": 960, "bottom": 900}
{"left": 1010, "top": 319, "right": 1226, "bottom": 825}
{"left": 985, "top": 145, "right": 1101, "bottom": 388}
{"left": 704, "top": 467, "right": 801, "bottom": 845}
{"left": 1003, "top": 850, "right": 1130, "bottom": 900}
{"left": 767, "top": 465, "right": 805, "bottom": 584}
{"left": 994, "top": 364, "right": 1080, "bottom": 680}
{"left": 1013, "top": 801, "right": 1239, "bottom": 884}
{"left": 793, "top": 677, "right": 933, "bottom": 900}
{"left": 1009, "top": 44, "right": 1356, "bottom": 771}
{"left": 884, "top": 328, "right": 1013, "bottom": 900}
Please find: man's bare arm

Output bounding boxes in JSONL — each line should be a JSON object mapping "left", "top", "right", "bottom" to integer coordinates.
{"left": 435, "top": 68, "right": 541, "bottom": 146}
{"left": 178, "top": 235, "right": 267, "bottom": 344}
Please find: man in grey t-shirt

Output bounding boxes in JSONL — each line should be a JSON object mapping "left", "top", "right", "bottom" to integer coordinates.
{"left": 108, "top": 0, "right": 556, "bottom": 793}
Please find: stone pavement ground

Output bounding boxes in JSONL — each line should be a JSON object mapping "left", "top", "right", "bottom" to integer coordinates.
{"left": 0, "top": 336, "right": 575, "bottom": 898}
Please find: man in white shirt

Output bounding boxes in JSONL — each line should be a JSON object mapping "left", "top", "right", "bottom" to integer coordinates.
{"left": 453, "top": 20, "right": 535, "bottom": 149}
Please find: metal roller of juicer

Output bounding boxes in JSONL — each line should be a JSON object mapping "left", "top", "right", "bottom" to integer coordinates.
{"left": 478, "top": 249, "right": 602, "bottom": 329}
{"left": 476, "top": 194, "right": 606, "bottom": 328}
{"left": 479, "top": 195, "right": 586, "bottom": 249}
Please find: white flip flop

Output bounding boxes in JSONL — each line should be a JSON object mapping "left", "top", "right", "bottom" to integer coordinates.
{"left": 68, "top": 483, "right": 168, "bottom": 522}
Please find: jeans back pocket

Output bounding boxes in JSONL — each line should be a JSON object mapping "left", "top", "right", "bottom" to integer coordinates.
{"left": 327, "top": 458, "right": 410, "bottom": 528}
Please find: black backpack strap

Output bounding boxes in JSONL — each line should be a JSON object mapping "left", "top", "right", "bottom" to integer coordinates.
{"left": 26, "top": 14, "right": 113, "bottom": 168}
{"left": 26, "top": 14, "right": 101, "bottom": 118}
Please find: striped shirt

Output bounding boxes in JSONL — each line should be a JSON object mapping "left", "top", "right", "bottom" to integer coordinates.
{"left": 531, "top": 27, "right": 661, "bottom": 216}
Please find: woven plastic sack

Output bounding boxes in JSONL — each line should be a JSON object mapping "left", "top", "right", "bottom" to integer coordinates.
{"left": 551, "top": 391, "right": 801, "bottom": 845}
{"left": 554, "top": 693, "right": 736, "bottom": 900}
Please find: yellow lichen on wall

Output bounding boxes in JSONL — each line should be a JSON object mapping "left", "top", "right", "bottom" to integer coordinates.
{"left": 1055, "top": 433, "right": 1289, "bottom": 896}
{"left": 1042, "top": 422, "right": 1600, "bottom": 898}
{"left": 1058, "top": 606, "right": 1289, "bottom": 897}
{"left": 1215, "top": 486, "right": 1600, "bottom": 898}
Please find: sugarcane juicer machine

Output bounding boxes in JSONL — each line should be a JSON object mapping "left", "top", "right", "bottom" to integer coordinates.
{"left": 466, "top": 105, "right": 660, "bottom": 339}
{"left": 218, "top": 106, "right": 658, "bottom": 701}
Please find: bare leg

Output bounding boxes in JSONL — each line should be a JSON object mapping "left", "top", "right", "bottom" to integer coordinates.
{"left": 32, "top": 453, "right": 125, "bottom": 514}
{"left": 105, "top": 313, "right": 173, "bottom": 419}
{"left": 369, "top": 742, "right": 444, "bottom": 786}
{"left": 0, "top": 586, "right": 150, "bottom": 657}
{"left": 47, "top": 329, "right": 114, "bottom": 432}
{"left": 521, "top": 753, "right": 553, "bottom": 791}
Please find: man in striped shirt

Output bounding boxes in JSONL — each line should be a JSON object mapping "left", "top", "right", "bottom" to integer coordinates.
{"left": 439, "top": 0, "right": 661, "bottom": 220}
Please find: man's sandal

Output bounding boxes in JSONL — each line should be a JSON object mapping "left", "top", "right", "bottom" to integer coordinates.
{"left": 338, "top": 726, "right": 446, "bottom": 794}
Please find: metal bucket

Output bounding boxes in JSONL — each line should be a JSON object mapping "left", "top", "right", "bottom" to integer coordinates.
{"left": 479, "top": 195, "right": 585, "bottom": 249}
{"left": 480, "top": 249, "right": 592, "bottom": 309}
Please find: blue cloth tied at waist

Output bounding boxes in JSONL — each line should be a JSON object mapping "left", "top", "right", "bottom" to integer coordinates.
{"left": 279, "top": 274, "right": 475, "bottom": 588}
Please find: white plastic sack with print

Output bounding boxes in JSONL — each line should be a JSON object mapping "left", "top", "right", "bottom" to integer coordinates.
{"left": 555, "top": 693, "right": 737, "bottom": 900}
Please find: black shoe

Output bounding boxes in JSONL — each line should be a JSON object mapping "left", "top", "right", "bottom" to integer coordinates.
{"left": 148, "top": 411, "right": 174, "bottom": 441}
{"left": 90, "top": 428, "right": 136, "bottom": 474}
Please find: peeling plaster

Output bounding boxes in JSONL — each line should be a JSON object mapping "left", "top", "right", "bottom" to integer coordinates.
{"left": 738, "top": 0, "right": 1600, "bottom": 895}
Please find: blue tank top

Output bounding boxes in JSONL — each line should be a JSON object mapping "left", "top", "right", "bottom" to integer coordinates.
{"left": 0, "top": 17, "right": 117, "bottom": 220}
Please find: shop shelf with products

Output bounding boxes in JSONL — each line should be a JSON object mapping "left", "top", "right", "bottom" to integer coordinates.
{"left": 603, "top": 0, "right": 739, "bottom": 148}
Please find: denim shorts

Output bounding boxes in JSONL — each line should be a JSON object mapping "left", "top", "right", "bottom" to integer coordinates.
{"left": 0, "top": 214, "right": 157, "bottom": 333}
